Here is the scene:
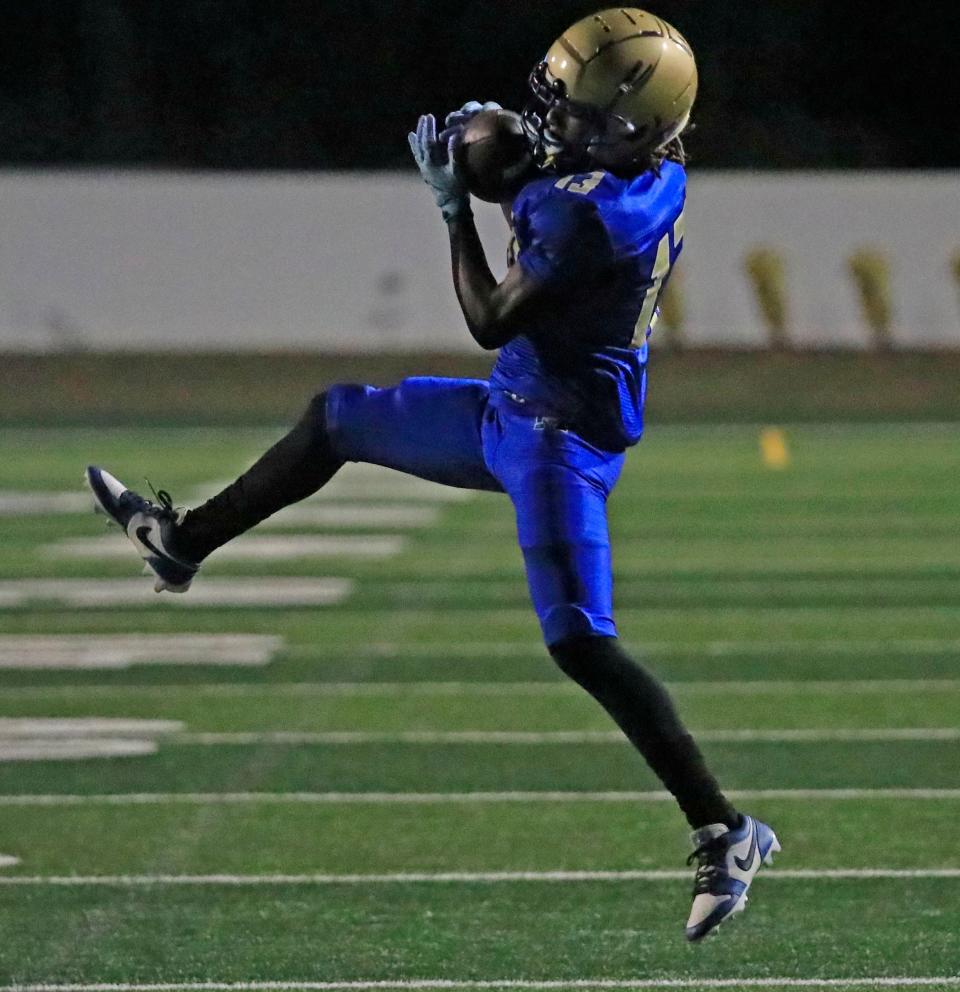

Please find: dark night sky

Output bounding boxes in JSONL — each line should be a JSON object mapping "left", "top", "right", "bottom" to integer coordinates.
{"left": 0, "top": 1, "right": 955, "bottom": 170}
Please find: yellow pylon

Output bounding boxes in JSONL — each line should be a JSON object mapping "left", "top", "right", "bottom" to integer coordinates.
{"left": 760, "top": 427, "right": 790, "bottom": 469}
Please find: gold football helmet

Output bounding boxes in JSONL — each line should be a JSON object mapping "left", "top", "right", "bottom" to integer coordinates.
{"left": 524, "top": 8, "right": 697, "bottom": 168}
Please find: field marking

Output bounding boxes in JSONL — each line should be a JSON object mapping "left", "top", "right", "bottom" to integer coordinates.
{"left": 0, "top": 854, "right": 19, "bottom": 867}
{"left": 198, "top": 465, "right": 476, "bottom": 503}
{"left": 662, "top": 638, "right": 960, "bottom": 658}
{"left": 0, "top": 472, "right": 468, "bottom": 521}
{"left": 0, "top": 491, "right": 91, "bottom": 515}
{"left": 172, "top": 728, "right": 960, "bottom": 746}
{"left": 2, "top": 789, "right": 959, "bottom": 807}
{"left": 0, "top": 578, "right": 352, "bottom": 608}
{"left": 0, "top": 718, "right": 182, "bottom": 762}
{"left": 0, "top": 718, "right": 183, "bottom": 738}
{"left": 6, "top": 981, "right": 960, "bottom": 991}
{"left": 0, "top": 739, "right": 158, "bottom": 761}
{"left": 259, "top": 504, "right": 439, "bottom": 529}
{"left": 2, "top": 870, "right": 959, "bottom": 887}
{"left": 0, "top": 635, "right": 282, "bottom": 670}
{"left": 45, "top": 535, "right": 407, "bottom": 561}
{"left": 7, "top": 679, "right": 960, "bottom": 698}
{"left": 353, "top": 639, "right": 960, "bottom": 658}
{"left": 311, "top": 464, "right": 476, "bottom": 503}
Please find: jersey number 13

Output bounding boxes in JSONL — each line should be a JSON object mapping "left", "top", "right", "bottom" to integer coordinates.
{"left": 631, "top": 210, "right": 684, "bottom": 348}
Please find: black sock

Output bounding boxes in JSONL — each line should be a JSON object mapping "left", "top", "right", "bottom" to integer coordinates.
{"left": 548, "top": 634, "right": 739, "bottom": 831}
{"left": 174, "top": 390, "right": 344, "bottom": 562}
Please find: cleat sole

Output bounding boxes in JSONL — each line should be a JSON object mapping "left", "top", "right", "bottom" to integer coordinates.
{"left": 763, "top": 835, "right": 782, "bottom": 866}
{"left": 155, "top": 578, "right": 192, "bottom": 594}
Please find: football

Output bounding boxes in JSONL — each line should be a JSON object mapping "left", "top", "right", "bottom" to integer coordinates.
{"left": 456, "top": 108, "right": 534, "bottom": 203}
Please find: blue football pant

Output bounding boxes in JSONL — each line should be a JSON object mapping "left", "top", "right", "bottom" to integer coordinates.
{"left": 175, "top": 375, "right": 740, "bottom": 829}
{"left": 326, "top": 377, "right": 625, "bottom": 647}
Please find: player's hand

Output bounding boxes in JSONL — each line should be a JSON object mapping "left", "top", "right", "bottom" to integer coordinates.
{"left": 408, "top": 113, "right": 470, "bottom": 223}
{"left": 438, "top": 101, "right": 503, "bottom": 147}
{"left": 443, "top": 100, "right": 502, "bottom": 130}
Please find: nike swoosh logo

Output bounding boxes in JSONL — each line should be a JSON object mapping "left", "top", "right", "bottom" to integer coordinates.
{"left": 135, "top": 524, "right": 167, "bottom": 560}
{"left": 733, "top": 822, "right": 758, "bottom": 872}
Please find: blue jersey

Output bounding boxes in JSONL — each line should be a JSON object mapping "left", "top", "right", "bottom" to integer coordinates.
{"left": 488, "top": 160, "right": 686, "bottom": 451}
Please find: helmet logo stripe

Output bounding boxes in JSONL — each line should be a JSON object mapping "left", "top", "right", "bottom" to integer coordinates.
{"left": 558, "top": 35, "right": 589, "bottom": 66}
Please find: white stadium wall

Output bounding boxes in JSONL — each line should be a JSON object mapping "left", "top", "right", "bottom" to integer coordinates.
{"left": 0, "top": 170, "right": 957, "bottom": 351}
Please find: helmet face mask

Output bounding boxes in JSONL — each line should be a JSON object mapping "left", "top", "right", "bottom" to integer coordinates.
{"left": 522, "top": 61, "right": 642, "bottom": 170}
{"left": 522, "top": 8, "right": 697, "bottom": 174}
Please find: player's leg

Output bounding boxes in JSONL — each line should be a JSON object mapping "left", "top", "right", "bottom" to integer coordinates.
{"left": 87, "top": 388, "right": 345, "bottom": 590}
{"left": 550, "top": 635, "right": 740, "bottom": 828}
{"left": 551, "top": 625, "right": 781, "bottom": 940}
{"left": 172, "top": 389, "right": 345, "bottom": 562}
{"left": 88, "top": 377, "right": 500, "bottom": 591}
{"left": 324, "top": 377, "right": 501, "bottom": 492}
{"left": 488, "top": 406, "right": 735, "bottom": 824}
{"left": 493, "top": 421, "right": 737, "bottom": 828}
{"left": 489, "top": 408, "right": 778, "bottom": 939}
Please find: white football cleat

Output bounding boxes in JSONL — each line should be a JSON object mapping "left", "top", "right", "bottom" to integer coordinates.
{"left": 85, "top": 466, "right": 199, "bottom": 593}
{"left": 684, "top": 813, "right": 780, "bottom": 942}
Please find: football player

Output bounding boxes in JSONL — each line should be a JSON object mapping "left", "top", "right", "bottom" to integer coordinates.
{"left": 87, "top": 8, "right": 779, "bottom": 941}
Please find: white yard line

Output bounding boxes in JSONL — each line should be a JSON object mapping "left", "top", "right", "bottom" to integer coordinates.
{"left": 0, "top": 854, "right": 19, "bottom": 866}
{"left": 259, "top": 504, "right": 439, "bottom": 529}
{"left": 45, "top": 535, "right": 406, "bottom": 561}
{"left": 172, "top": 728, "right": 960, "bottom": 746}
{"left": 0, "top": 491, "right": 91, "bottom": 515}
{"left": 0, "top": 474, "right": 465, "bottom": 521}
{"left": 668, "top": 680, "right": 960, "bottom": 694}
{"left": 691, "top": 639, "right": 960, "bottom": 658}
{"left": 2, "top": 789, "right": 958, "bottom": 807}
{"left": 1, "top": 870, "right": 959, "bottom": 886}
{"left": 0, "top": 739, "right": 158, "bottom": 761}
{"left": 309, "top": 464, "right": 477, "bottom": 503}
{"left": 6, "top": 981, "right": 960, "bottom": 991}
{"left": 0, "top": 718, "right": 182, "bottom": 762}
{"left": 7, "top": 679, "right": 959, "bottom": 697}
{"left": 0, "top": 635, "right": 282, "bottom": 670}
{"left": 353, "top": 639, "right": 960, "bottom": 658}
{"left": 0, "top": 719, "right": 183, "bottom": 738}
{"left": 0, "top": 578, "right": 352, "bottom": 608}
{"left": 196, "top": 466, "right": 476, "bottom": 503}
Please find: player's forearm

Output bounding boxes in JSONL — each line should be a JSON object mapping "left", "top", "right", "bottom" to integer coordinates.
{"left": 447, "top": 214, "right": 516, "bottom": 351}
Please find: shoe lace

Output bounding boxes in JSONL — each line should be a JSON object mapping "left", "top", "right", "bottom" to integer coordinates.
{"left": 687, "top": 837, "right": 728, "bottom": 896}
{"left": 144, "top": 478, "right": 179, "bottom": 520}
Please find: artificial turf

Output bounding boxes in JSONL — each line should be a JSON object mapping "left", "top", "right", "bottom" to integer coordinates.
{"left": 0, "top": 422, "right": 957, "bottom": 987}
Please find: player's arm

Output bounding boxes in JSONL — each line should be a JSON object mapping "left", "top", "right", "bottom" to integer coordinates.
{"left": 446, "top": 212, "right": 545, "bottom": 350}
{"left": 446, "top": 190, "right": 613, "bottom": 349}
{"left": 408, "top": 113, "right": 547, "bottom": 350}
{"left": 409, "top": 115, "right": 614, "bottom": 349}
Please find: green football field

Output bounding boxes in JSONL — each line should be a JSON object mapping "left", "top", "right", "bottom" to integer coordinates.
{"left": 0, "top": 423, "right": 958, "bottom": 991}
